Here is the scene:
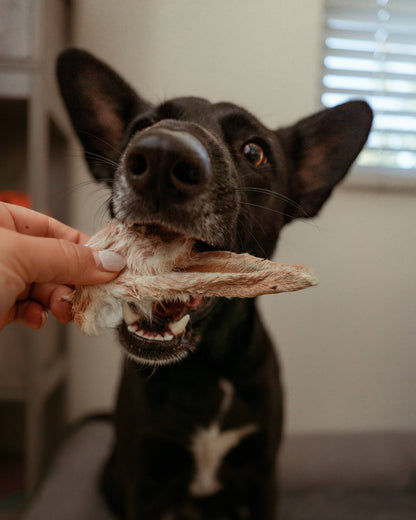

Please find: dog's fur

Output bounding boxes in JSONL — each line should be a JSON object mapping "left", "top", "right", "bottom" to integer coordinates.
{"left": 57, "top": 49, "right": 372, "bottom": 519}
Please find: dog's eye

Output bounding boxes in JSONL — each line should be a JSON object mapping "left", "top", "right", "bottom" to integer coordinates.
{"left": 242, "top": 142, "right": 266, "bottom": 166}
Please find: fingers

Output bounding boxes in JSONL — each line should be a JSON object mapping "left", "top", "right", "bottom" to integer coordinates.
{"left": 30, "top": 283, "right": 74, "bottom": 324}
{"left": 2, "top": 283, "right": 75, "bottom": 330}
{"left": 0, "top": 301, "right": 48, "bottom": 331}
{"left": 0, "top": 207, "right": 126, "bottom": 331}
{"left": 15, "top": 300, "right": 48, "bottom": 329}
{"left": 0, "top": 202, "right": 91, "bottom": 244}
{"left": 12, "top": 232, "right": 126, "bottom": 286}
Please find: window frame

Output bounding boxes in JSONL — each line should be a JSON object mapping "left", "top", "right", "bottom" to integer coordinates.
{"left": 320, "top": 0, "right": 416, "bottom": 190}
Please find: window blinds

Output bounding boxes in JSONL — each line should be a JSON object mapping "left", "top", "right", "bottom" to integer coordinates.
{"left": 322, "top": 0, "right": 416, "bottom": 175}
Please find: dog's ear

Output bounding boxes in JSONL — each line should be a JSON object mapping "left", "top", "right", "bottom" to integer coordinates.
{"left": 277, "top": 101, "right": 372, "bottom": 219}
{"left": 57, "top": 49, "right": 151, "bottom": 183}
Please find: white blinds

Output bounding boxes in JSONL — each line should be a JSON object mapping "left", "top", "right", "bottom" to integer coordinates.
{"left": 322, "top": 0, "right": 416, "bottom": 175}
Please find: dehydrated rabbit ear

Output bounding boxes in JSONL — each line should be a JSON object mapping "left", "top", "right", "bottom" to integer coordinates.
{"left": 71, "top": 220, "right": 318, "bottom": 335}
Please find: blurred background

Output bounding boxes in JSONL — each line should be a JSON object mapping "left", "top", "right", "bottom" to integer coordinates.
{"left": 67, "top": 0, "right": 416, "bottom": 433}
{"left": 0, "top": 0, "right": 415, "bottom": 514}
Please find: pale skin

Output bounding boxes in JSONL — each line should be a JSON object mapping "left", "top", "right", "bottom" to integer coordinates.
{"left": 0, "top": 203, "right": 125, "bottom": 331}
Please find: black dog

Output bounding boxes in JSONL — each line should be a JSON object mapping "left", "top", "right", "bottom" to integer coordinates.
{"left": 57, "top": 49, "right": 372, "bottom": 520}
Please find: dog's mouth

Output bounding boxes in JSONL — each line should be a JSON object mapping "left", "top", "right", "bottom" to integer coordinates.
{"left": 115, "top": 220, "right": 220, "bottom": 365}
{"left": 118, "top": 296, "right": 214, "bottom": 366}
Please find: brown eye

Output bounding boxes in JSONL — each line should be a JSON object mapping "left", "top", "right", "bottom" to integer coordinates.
{"left": 242, "top": 142, "right": 266, "bottom": 166}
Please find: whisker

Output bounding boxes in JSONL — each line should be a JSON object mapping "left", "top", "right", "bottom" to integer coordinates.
{"left": 62, "top": 148, "right": 118, "bottom": 179}
{"left": 84, "top": 151, "right": 120, "bottom": 169}
{"left": 143, "top": 363, "right": 159, "bottom": 381}
{"left": 240, "top": 201, "right": 292, "bottom": 218}
{"left": 240, "top": 201, "right": 318, "bottom": 228}
{"left": 77, "top": 130, "right": 122, "bottom": 155}
{"left": 237, "top": 211, "right": 267, "bottom": 258}
{"left": 240, "top": 204, "right": 269, "bottom": 239}
{"left": 237, "top": 187, "right": 308, "bottom": 217}
{"left": 60, "top": 180, "right": 113, "bottom": 200}
{"left": 94, "top": 202, "right": 112, "bottom": 228}
{"left": 235, "top": 228, "right": 245, "bottom": 255}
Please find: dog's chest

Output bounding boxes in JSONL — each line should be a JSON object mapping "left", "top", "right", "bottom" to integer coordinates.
{"left": 188, "top": 379, "right": 258, "bottom": 497}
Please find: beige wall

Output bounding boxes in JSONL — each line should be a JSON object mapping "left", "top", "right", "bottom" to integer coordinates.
{"left": 259, "top": 189, "right": 416, "bottom": 433}
{"left": 67, "top": 0, "right": 416, "bottom": 434}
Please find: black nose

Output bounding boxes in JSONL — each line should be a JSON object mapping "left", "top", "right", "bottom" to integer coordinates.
{"left": 124, "top": 129, "right": 211, "bottom": 203}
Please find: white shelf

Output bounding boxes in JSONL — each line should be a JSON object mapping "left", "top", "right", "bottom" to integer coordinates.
{"left": 0, "top": 0, "right": 72, "bottom": 494}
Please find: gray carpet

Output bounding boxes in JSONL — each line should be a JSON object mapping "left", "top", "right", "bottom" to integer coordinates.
{"left": 23, "top": 422, "right": 416, "bottom": 519}
{"left": 24, "top": 423, "right": 114, "bottom": 520}
{"left": 280, "top": 488, "right": 416, "bottom": 520}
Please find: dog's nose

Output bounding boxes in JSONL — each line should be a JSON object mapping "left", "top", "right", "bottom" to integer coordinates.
{"left": 124, "top": 129, "right": 211, "bottom": 202}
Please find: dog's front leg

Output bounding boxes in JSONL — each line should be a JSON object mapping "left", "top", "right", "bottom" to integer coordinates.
{"left": 111, "top": 440, "right": 196, "bottom": 520}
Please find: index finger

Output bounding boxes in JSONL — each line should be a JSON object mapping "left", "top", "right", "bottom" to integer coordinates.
{"left": 0, "top": 202, "right": 91, "bottom": 244}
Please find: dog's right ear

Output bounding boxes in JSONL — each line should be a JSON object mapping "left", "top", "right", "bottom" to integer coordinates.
{"left": 57, "top": 49, "right": 151, "bottom": 183}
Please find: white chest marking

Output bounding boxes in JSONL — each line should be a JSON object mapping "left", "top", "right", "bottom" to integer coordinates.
{"left": 189, "top": 379, "right": 258, "bottom": 497}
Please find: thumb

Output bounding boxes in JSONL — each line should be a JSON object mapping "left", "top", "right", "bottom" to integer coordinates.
{"left": 18, "top": 234, "right": 126, "bottom": 286}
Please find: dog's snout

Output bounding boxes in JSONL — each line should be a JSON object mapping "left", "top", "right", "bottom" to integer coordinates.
{"left": 125, "top": 129, "right": 211, "bottom": 201}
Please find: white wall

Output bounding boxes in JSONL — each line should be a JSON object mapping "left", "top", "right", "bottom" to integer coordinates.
{"left": 259, "top": 189, "right": 416, "bottom": 433}
{"left": 67, "top": 0, "right": 416, "bottom": 434}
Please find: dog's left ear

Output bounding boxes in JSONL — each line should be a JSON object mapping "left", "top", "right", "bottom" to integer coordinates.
{"left": 277, "top": 101, "right": 372, "bottom": 219}
{"left": 57, "top": 49, "right": 152, "bottom": 183}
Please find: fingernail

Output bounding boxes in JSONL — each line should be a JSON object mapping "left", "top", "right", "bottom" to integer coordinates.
{"left": 94, "top": 250, "right": 126, "bottom": 272}
{"left": 40, "top": 310, "right": 48, "bottom": 328}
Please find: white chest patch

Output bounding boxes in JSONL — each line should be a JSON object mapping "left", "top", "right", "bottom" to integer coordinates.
{"left": 188, "top": 379, "right": 258, "bottom": 497}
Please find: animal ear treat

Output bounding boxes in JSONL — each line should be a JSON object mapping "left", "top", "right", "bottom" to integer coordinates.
{"left": 71, "top": 220, "right": 318, "bottom": 336}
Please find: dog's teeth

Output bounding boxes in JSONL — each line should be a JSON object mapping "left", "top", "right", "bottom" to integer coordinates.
{"left": 135, "top": 329, "right": 150, "bottom": 339}
{"left": 123, "top": 301, "right": 139, "bottom": 325}
{"left": 169, "top": 314, "right": 190, "bottom": 336}
{"left": 132, "top": 330, "right": 174, "bottom": 342}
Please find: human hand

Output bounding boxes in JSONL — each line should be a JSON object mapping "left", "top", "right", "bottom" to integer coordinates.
{"left": 0, "top": 203, "right": 126, "bottom": 331}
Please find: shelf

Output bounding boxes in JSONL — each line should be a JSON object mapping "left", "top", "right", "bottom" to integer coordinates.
{"left": 0, "top": 99, "right": 28, "bottom": 193}
{"left": 0, "top": 454, "right": 26, "bottom": 518}
{"left": 0, "top": 69, "right": 32, "bottom": 99}
{"left": 0, "top": 0, "right": 35, "bottom": 62}
{"left": 0, "top": 500, "right": 25, "bottom": 520}
{"left": 0, "top": 0, "right": 72, "bottom": 493}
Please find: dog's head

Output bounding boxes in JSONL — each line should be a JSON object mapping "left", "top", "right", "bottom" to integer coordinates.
{"left": 57, "top": 49, "right": 372, "bottom": 363}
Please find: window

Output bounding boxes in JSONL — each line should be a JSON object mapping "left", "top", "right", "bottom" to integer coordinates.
{"left": 322, "top": 0, "right": 416, "bottom": 183}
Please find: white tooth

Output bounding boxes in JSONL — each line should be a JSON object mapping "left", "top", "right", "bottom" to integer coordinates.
{"left": 169, "top": 314, "right": 190, "bottom": 336}
{"left": 132, "top": 329, "right": 175, "bottom": 342}
{"left": 123, "top": 301, "right": 139, "bottom": 325}
{"left": 139, "top": 330, "right": 157, "bottom": 340}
